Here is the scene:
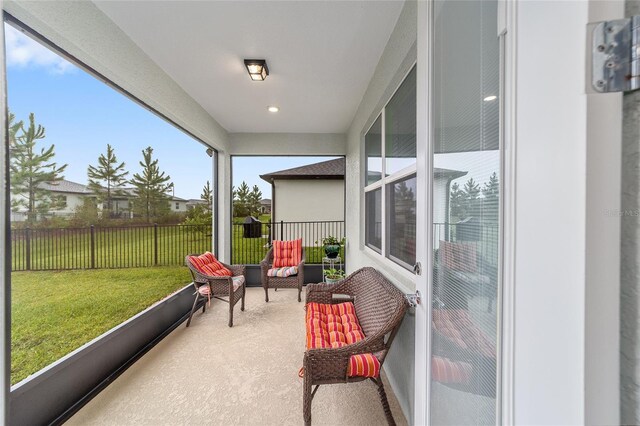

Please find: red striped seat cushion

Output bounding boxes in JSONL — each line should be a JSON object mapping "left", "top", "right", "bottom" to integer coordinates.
{"left": 305, "top": 301, "right": 380, "bottom": 378}
{"left": 273, "top": 239, "right": 302, "bottom": 267}
{"left": 431, "top": 356, "right": 472, "bottom": 384}
{"left": 188, "top": 252, "right": 232, "bottom": 277}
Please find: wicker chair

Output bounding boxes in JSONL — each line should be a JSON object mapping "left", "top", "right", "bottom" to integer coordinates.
{"left": 185, "top": 255, "right": 246, "bottom": 327}
{"left": 260, "top": 247, "right": 305, "bottom": 302}
{"left": 303, "top": 267, "right": 409, "bottom": 425}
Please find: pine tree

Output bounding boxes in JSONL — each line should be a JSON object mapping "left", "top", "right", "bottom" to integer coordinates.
{"left": 87, "top": 144, "right": 129, "bottom": 217}
{"left": 248, "top": 185, "right": 262, "bottom": 216}
{"left": 201, "top": 180, "right": 213, "bottom": 210}
{"left": 449, "top": 182, "right": 466, "bottom": 220}
{"left": 233, "top": 181, "right": 251, "bottom": 217}
{"left": 482, "top": 172, "right": 500, "bottom": 223}
{"left": 10, "top": 113, "right": 68, "bottom": 222}
{"left": 463, "top": 177, "right": 481, "bottom": 218}
{"left": 130, "top": 147, "right": 172, "bottom": 222}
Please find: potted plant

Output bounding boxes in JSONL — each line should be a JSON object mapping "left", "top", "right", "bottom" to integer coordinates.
{"left": 324, "top": 268, "right": 345, "bottom": 284}
{"left": 316, "top": 236, "right": 346, "bottom": 259}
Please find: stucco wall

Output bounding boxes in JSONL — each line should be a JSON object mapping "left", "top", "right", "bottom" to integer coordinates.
{"left": 344, "top": 0, "right": 417, "bottom": 422}
{"left": 273, "top": 180, "right": 344, "bottom": 223}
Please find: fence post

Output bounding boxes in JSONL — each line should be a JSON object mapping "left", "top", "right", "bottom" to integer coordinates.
{"left": 280, "top": 220, "right": 283, "bottom": 240}
{"left": 90, "top": 225, "right": 95, "bottom": 269}
{"left": 25, "top": 228, "right": 31, "bottom": 271}
{"left": 154, "top": 223, "right": 158, "bottom": 265}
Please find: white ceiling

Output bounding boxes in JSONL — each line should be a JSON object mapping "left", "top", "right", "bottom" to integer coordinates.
{"left": 93, "top": 1, "right": 405, "bottom": 134}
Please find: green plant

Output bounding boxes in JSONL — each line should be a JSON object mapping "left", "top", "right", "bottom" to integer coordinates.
{"left": 315, "top": 236, "right": 345, "bottom": 246}
{"left": 324, "top": 268, "right": 345, "bottom": 279}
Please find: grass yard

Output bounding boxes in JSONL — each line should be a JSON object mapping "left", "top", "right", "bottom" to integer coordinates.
{"left": 11, "top": 266, "right": 190, "bottom": 385}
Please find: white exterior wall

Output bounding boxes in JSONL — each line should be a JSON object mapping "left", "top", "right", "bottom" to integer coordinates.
{"left": 171, "top": 200, "right": 188, "bottom": 213}
{"left": 344, "top": 1, "right": 417, "bottom": 423}
{"left": 273, "top": 180, "right": 344, "bottom": 223}
{"left": 10, "top": 191, "right": 88, "bottom": 219}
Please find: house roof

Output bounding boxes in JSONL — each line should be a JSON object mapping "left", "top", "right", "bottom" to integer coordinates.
{"left": 260, "top": 199, "right": 271, "bottom": 205}
{"left": 38, "top": 179, "right": 92, "bottom": 194}
{"left": 260, "top": 158, "right": 345, "bottom": 184}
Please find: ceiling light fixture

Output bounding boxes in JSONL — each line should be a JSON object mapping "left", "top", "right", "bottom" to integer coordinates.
{"left": 244, "top": 59, "right": 269, "bottom": 81}
{"left": 483, "top": 95, "right": 497, "bottom": 102}
{"left": 267, "top": 106, "right": 279, "bottom": 113}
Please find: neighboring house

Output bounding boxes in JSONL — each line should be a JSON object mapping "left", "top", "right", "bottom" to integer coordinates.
{"left": 11, "top": 179, "right": 190, "bottom": 221}
{"left": 170, "top": 196, "right": 188, "bottom": 213}
{"left": 186, "top": 198, "right": 208, "bottom": 210}
{"left": 259, "top": 198, "right": 271, "bottom": 215}
{"left": 260, "top": 158, "right": 345, "bottom": 224}
{"left": 10, "top": 179, "right": 94, "bottom": 222}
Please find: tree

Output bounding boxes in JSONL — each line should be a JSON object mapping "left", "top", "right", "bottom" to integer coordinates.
{"left": 463, "top": 177, "right": 481, "bottom": 218}
{"left": 482, "top": 172, "right": 500, "bottom": 223}
{"left": 233, "top": 181, "right": 251, "bottom": 217}
{"left": 248, "top": 185, "right": 262, "bottom": 216}
{"left": 449, "top": 182, "right": 466, "bottom": 221}
{"left": 130, "top": 147, "right": 172, "bottom": 222}
{"left": 87, "top": 144, "right": 129, "bottom": 217}
{"left": 201, "top": 180, "right": 213, "bottom": 210}
{"left": 10, "top": 113, "right": 68, "bottom": 222}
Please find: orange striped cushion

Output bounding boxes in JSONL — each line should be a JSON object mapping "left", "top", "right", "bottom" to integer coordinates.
{"left": 348, "top": 353, "right": 380, "bottom": 378}
{"left": 305, "top": 301, "right": 380, "bottom": 378}
{"left": 188, "top": 252, "right": 232, "bottom": 277}
{"left": 273, "top": 239, "right": 302, "bottom": 267}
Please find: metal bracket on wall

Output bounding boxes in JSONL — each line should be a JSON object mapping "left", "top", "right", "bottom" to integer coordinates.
{"left": 406, "top": 290, "right": 421, "bottom": 308}
{"left": 590, "top": 16, "right": 640, "bottom": 93}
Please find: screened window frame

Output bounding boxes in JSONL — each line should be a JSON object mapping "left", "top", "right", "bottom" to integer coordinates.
{"left": 363, "top": 64, "right": 417, "bottom": 270}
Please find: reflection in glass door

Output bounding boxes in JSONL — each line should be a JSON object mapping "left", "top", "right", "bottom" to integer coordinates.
{"left": 430, "top": 0, "right": 501, "bottom": 424}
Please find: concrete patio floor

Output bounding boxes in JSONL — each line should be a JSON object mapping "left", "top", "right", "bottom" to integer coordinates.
{"left": 67, "top": 287, "right": 407, "bottom": 425}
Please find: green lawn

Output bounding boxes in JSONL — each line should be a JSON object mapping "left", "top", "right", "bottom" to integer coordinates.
{"left": 11, "top": 266, "right": 190, "bottom": 385}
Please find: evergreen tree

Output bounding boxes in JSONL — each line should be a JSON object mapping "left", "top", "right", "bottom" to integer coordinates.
{"left": 248, "top": 185, "right": 262, "bottom": 216}
{"left": 463, "top": 177, "right": 481, "bottom": 218}
{"left": 449, "top": 182, "right": 466, "bottom": 220}
{"left": 130, "top": 147, "right": 172, "bottom": 222}
{"left": 233, "top": 181, "right": 251, "bottom": 217}
{"left": 482, "top": 172, "right": 500, "bottom": 222}
{"left": 10, "top": 113, "right": 68, "bottom": 222}
{"left": 201, "top": 180, "right": 213, "bottom": 210}
{"left": 87, "top": 144, "right": 129, "bottom": 216}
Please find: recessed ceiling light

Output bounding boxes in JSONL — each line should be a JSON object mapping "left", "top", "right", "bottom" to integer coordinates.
{"left": 268, "top": 106, "right": 279, "bottom": 113}
{"left": 483, "top": 95, "right": 497, "bottom": 102}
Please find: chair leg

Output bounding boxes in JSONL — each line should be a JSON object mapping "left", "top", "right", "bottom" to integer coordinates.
{"left": 303, "top": 371, "right": 312, "bottom": 426}
{"left": 241, "top": 285, "right": 246, "bottom": 311}
{"left": 228, "top": 298, "right": 234, "bottom": 327}
{"left": 298, "top": 285, "right": 302, "bottom": 302}
{"left": 264, "top": 287, "right": 269, "bottom": 302}
{"left": 186, "top": 294, "right": 199, "bottom": 327}
{"left": 373, "top": 377, "right": 396, "bottom": 426}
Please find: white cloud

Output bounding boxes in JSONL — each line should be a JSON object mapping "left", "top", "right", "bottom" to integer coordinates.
{"left": 4, "top": 24, "right": 76, "bottom": 75}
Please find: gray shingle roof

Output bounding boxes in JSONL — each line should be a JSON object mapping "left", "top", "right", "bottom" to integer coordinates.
{"left": 260, "top": 158, "right": 345, "bottom": 184}
{"left": 38, "top": 179, "right": 91, "bottom": 194}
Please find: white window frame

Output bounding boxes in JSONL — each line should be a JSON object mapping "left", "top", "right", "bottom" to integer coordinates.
{"left": 363, "top": 64, "right": 417, "bottom": 270}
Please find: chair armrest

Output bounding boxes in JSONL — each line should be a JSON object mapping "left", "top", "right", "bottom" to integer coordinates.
{"left": 306, "top": 281, "right": 351, "bottom": 304}
{"left": 229, "top": 264, "right": 245, "bottom": 276}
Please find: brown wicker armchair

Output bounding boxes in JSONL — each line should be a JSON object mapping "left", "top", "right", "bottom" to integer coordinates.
{"left": 185, "top": 254, "right": 246, "bottom": 327}
{"left": 260, "top": 247, "right": 305, "bottom": 302}
{"left": 303, "top": 267, "right": 409, "bottom": 425}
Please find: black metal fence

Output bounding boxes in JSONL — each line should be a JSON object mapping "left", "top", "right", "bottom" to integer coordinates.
{"left": 10, "top": 224, "right": 213, "bottom": 272}
{"left": 231, "top": 220, "right": 345, "bottom": 265}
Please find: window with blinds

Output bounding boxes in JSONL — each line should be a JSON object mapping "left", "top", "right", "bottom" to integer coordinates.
{"left": 364, "top": 66, "right": 416, "bottom": 269}
{"left": 430, "top": 0, "right": 501, "bottom": 424}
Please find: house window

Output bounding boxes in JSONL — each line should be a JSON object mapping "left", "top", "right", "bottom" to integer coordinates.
{"left": 175, "top": 202, "right": 179, "bottom": 210}
{"left": 364, "top": 66, "right": 416, "bottom": 269}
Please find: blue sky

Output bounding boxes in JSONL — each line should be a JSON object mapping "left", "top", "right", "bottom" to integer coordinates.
{"left": 5, "top": 24, "right": 339, "bottom": 201}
